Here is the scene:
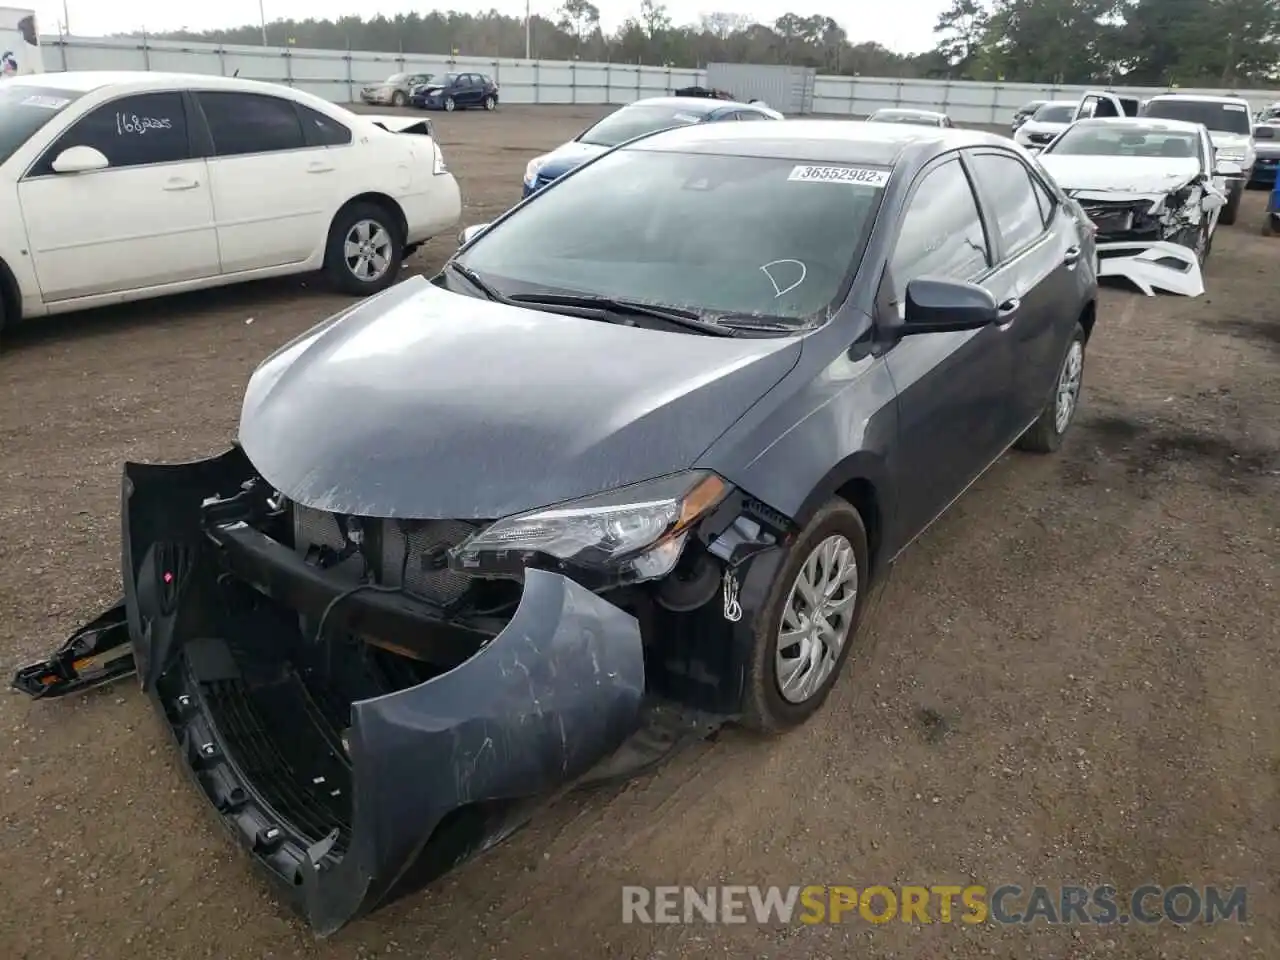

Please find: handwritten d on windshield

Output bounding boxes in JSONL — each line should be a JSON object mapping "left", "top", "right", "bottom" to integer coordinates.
{"left": 116, "top": 113, "right": 172, "bottom": 135}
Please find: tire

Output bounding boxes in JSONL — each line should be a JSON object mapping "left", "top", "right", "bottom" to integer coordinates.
{"left": 1016, "top": 321, "right": 1086, "bottom": 454}
{"left": 323, "top": 202, "right": 404, "bottom": 296}
{"left": 391, "top": 91, "right": 407, "bottom": 108}
{"left": 443, "top": 96, "right": 456, "bottom": 112}
{"left": 483, "top": 94, "right": 497, "bottom": 111}
{"left": 739, "top": 499, "right": 870, "bottom": 734}
{"left": 1219, "top": 182, "right": 1242, "bottom": 226}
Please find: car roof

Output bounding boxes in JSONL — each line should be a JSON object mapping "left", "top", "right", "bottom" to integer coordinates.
{"left": 1146, "top": 92, "right": 1250, "bottom": 107}
{"left": 873, "top": 108, "right": 946, "bottom": 118}
{"left": 1073, "top": 116, "right": 1204, "bottom": 134}
{"left": 622, "top": 117, "right": 1012, "bottom": 166}
{"left": 3, "top": 70, "right": 309, "bottom": 97}
{"left": 1037, "top": 100, "right": 1080, "bottom": 109}
{"left": 627, "top": 95, "right": 756, "bottom": 113}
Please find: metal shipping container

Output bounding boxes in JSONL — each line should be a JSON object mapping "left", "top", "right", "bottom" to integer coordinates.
{"left": 706, "top": 62, "right": 816, "bottom": 115}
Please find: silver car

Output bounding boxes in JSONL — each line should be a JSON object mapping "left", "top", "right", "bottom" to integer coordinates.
{"left": 360, "top": 72, "right": 434, "bottom": 107}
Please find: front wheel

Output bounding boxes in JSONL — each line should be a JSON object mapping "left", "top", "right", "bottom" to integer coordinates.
{"left": 739, "top": 499, "right": 870, "bottom": 734}
{"left": 324, "top": 202, "right": 404, "bottom": 296}
{"left": 1219, "top": 182, "right": 1243, "bottom": 226}
{"left": 1016, "top": 322, "right": 1086, "bottom": 454}
{"left": 483, "top": 94, "right": 497, "bottom": 111}
{"left": 443, "top": 96, "right": 456, "bottom": 112}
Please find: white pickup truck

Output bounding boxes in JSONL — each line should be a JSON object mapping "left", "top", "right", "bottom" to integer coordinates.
{"left": 1074, "top": 89, "right": 1254, "bottom": 225}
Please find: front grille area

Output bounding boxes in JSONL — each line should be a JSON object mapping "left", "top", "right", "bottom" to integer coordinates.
{"left": 290, "top": 504, "right": 478, "bottom": 605}
{"left": 1075, "top": 197, "right": 1158, "bottom": 241}
{"left": 1027, "top": 131, "right": 1055, "bottom": 144}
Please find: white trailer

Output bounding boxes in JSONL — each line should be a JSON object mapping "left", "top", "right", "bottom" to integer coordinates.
{"left": 0, "top": 7, "right": 43, "bottom": 78}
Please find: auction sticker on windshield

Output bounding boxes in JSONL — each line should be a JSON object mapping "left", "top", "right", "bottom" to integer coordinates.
{"left": 788, "top": 165, "right": 889, "bottom": 187}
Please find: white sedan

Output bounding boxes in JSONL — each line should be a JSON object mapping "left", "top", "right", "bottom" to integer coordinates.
{"left": 0, "top": 71, "right": 462, "bottom": 340}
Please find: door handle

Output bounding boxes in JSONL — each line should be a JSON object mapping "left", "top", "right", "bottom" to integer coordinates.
{"left": 307, "top": 162, "right": 335, "bottom": 173}
{"left": 163, "top": 177, "right": 199, "bottom": 191}
{"left": 1063, "top": 244, "right": 1082, "bottom": 266}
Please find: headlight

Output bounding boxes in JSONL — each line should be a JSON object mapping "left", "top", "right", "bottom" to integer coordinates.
{"left": 449, "top": 471, "right": 730, "bottom": 583}
{"left": 524, "top": 154, "right": 549, "bottom": 186}
{"left": 1217, "top": 149, "right": 1246, "bottom": 161}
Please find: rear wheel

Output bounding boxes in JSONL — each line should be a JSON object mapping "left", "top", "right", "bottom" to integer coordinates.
{"left": 739, "top": 499, "right": 870, "bottom": 734}
{"left": 324, "top": 202, "right": 403, "bottom": 296}
{"left": 1016, "top": 322, "right": 1086, "bottom": 454}
{"left": 391, "top": 91, "right": 407, "bottom": 108}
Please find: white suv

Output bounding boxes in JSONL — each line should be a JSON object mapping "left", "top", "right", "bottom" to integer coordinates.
{"left": 1141, "top": 93, "right": 1255, "bottom": 225}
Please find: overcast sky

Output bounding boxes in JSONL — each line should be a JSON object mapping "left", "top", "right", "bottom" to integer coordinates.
{"left": 35, "top": 1, "right": 944, "bottom": 54}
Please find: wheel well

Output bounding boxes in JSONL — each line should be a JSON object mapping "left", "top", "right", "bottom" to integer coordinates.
{"left": 337, "top": 193, "right": 409, "bottom": 245}
{"left": 833, "top": 478, "right": 883, "bottom": 578}
{"left": 1078, "top": 299, "right": 1097, "bottom": 344}
{"left": 0, "top": 256, "right": 21, "bottom": 328}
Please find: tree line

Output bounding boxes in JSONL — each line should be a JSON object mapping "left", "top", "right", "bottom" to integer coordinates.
{"left": 141, "top": 0, "right": 1280, "bottom": 87}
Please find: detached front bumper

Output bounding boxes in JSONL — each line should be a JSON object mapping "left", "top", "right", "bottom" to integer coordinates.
{"left": 1096, "top": 240, "right": 1204, "bottom": 297}
{"left": 14, "top": 447, "right": 645, "bottom": 935}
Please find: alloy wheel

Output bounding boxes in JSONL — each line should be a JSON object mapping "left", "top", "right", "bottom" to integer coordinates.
{"left": 1055, "top": 340, "right": 1084, "bottom": 434}
{"left": 343, "top": 219, "right": 393, "bottom": 284}
{"left": 775, "top": 534, "right": 859, "bottom": 704}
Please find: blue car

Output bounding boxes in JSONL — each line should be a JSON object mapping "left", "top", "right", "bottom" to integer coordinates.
{"left": 521, "top": 96, "right": 783, "bottom": 197}
{"left": 1250, "top": 122, "right": 1280, "bottom": 187}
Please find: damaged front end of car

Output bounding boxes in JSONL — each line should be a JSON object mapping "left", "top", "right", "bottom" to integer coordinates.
{"left": 1069, "top": 181, "right": 1223, "bottom": 296}
{"left": 13, "top": 447, "right": 795, "bottom": 934}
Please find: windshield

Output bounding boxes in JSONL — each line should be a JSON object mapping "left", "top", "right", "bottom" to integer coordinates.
{"left": 1033, "top": 104, "right": 1074, "bottom": 123}
{"left": 456, "top": 150, "right": 886, "bottom": 324}
{"left": 1142, "top": 99, "right": 1252, "bottom": 135}
{"left": 384, "top": 73, "right": 408, "bottom": 84}
{"left": 1045, "top": 124, "right": 1200, "bottom": 159}
{"left": 0, "top": 86, "right": 83, "bottom": 167}
{"left": 872, "top": 111, "right": 940, "bottom": 126}
{"left": 1019, "top": 101, "right": 1046, "bottom": 113}
{"left": 579, "top": 105, "right": 709, "bottom": 148}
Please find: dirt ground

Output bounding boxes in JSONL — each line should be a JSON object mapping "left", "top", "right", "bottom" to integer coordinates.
{"left": 1, "top": 105, "right": 1277, "bottom": 960}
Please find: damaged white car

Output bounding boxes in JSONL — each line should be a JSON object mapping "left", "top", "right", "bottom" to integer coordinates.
{"left": 1035, "top": 117, "right": 1237, "bottom": 297}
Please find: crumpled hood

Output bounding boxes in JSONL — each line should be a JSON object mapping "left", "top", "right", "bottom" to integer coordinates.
{"left": 537, "top": 140, "right": 609, "bottom": 180}
{"left": 238, "top": 275, "right": 802, "bottom": 520}
{"left": 1037, "top": 154, "right": 1200, "bottom": 196}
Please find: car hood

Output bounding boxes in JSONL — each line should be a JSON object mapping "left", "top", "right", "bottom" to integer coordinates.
{"left": 1037, "top": 155, "right": 1200, "bottom": 195}
{"left": 238, "top": 275, "right": 803, "bottom": 520}
{"left": 1208, "top": 130, "right": 1252, "bottom": 150}
{"left": 539, "top": 140, "right": 610, "bottom": 179}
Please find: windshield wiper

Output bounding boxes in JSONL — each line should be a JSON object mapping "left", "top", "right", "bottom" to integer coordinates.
{"left": 506, "top": 293, "right": 739, "bottom": 336}
{"left": 444, "top": 261, "right": 505, "bottom": 301}
{"left": 711, "top": 315, "right": 807, "bottom": 334}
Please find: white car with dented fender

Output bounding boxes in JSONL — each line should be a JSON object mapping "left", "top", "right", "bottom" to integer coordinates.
{"left": 1013, "top": 100, "right": 1077, "bottom": 151}
{"left": 1036, "top": 117, "right": 1236, "bottom": 297}
{"left": 0, "top": 71, "right": 462, "bottom": 342}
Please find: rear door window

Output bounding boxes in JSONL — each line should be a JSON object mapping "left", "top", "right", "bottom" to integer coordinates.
{"left": 197, "top": 91, "right": 306, "bottom": 157}
{"left": 297, "top": 104, "right": 351, "bottom": 147}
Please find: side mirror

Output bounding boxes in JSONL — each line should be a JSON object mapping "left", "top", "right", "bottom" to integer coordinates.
{"left": 1215, "top": 160, "right": 1243, "bottom": 177}
{"left": 457, "top": 223, "right": 491, "bottom": 246}
{"left": 50, "top": 145, "right": 109, "bottom": 174}
{"left": 902, "top": 277, "right": 1000, "bottom": 334}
